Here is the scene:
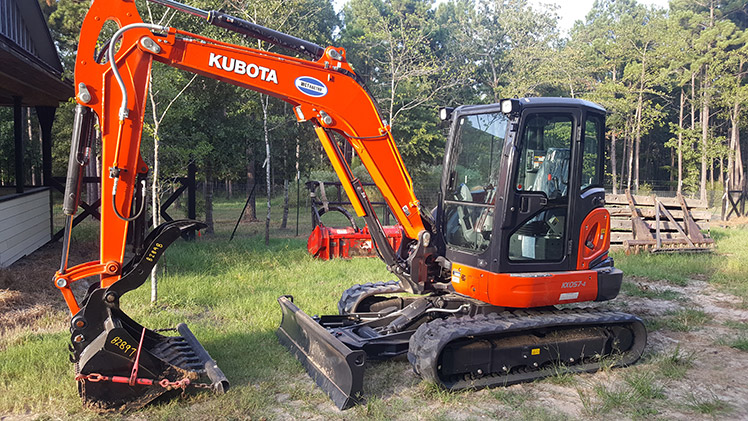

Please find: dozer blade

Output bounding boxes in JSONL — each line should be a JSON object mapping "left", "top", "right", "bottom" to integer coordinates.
{"left": 276, "top": 295, "right": 366, "bottom": 410}
{"left": 69, "top": 220, "right": 229, "bottom": 411}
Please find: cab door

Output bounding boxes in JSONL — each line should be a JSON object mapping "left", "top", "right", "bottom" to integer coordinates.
{"left": 499, "top": 108, "right": 581, "bottom": 273}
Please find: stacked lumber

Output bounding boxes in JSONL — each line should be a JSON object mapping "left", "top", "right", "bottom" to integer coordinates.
{"left": 605, "top": 191, "right": 713, "bottom": 253}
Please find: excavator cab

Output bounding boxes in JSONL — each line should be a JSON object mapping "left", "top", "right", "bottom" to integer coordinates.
{"left": 439, "top": 98, "right": 615, "bottom": 298}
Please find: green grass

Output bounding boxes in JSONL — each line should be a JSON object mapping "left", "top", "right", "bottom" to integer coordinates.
{"left": 620, "top": 281, "right": 683, "bottom": 301}
{"left": 729, "top": 337, "right": 748, "bottom": 351}
{"left": 491, "top": 389, "right": 569, "bottom": 420}
{"left": 683, "top": 391, "right": 733, "bottom": 416}
{"left": 581, "top": 371, "right": 665, "bottom": 418}
{"left": 613, "top": 251, "right": 715, "bottom": 286}
{"left": 648, "top": 308, "right": 712, "bottom": 332}
{"left": 724, "top": 320, "right": 748, "bottom": 330}
{"left": 717, "top": 335, "right": 748, "bottom": 352}
{"left": 655, "top": 346, "right": 694, "bottom": 379}
{"left": 708, "top": 228, "right": 748, "bottom": 305}
{"left": 719, "top": 319, "right": 748, "bottom": 351}
{"left": 542, "top": 363, "right": 578, "bottom": 386}
{"left": 491, "top": 388, "right": 528, "bottom": 407}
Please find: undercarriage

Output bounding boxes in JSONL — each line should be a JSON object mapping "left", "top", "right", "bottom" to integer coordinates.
{"left": 277, "top": 282, "right": 647, "bottom": 409}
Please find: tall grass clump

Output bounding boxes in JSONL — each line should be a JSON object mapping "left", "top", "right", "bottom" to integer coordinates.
{"left": 612, "top": 251, "right": 715, "bottom": 286}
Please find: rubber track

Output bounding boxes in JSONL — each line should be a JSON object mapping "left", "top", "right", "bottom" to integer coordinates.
{"left": 407, "top": 308, "right": 646, "bottom": 390}
{"left": 337, "top": 281, "right": 405, "bottom": 314}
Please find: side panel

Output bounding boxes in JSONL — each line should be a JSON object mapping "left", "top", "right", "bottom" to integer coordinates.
{"left": 451, "top": 263, "right": 599, "bottom": 308}
{"left": 576, "top": 207, "right": 611, "bottom": 270}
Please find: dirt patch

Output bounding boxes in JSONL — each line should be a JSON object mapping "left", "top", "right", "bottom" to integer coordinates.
{"left": 610, "top": 278, "right": 748, "bottom": 419}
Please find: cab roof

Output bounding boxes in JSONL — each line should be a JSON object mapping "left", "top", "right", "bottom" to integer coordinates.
{"left": 516, "top": 97, "right": 606, "bottom": 113}
{"left": 452, "top": 97, "right": 607, "bottom": 115}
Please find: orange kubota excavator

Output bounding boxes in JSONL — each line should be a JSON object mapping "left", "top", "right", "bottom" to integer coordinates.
{"left": 55, "top": 0, "right": 646, "bottom": 411}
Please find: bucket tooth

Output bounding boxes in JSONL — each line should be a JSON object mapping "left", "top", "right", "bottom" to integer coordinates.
{"left": 276, "top": 296, "right": 366, "bottom": 409}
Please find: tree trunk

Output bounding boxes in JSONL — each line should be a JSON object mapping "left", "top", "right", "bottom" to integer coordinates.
{"left": 620, "top": 130, "right": 628, "bottom": 192}
{"left": 281, "top": 179, "right": 289, "bottom": 229}
{"left": 735, "top": 135, "right": 744, "bottom": 192}
{"left": 244, "top": 151, "right": 258, "bottom": 222}
{"left": 633, "top": 47, "right": 647, "bottom": 193}
{"left": 690, "top": 72, "right": 696, "bottom": 130}
{"left": 611, "top": 131, "right": 618, "bottom": 195}
{"left": 627, "top": 133, "right": 634, "bottom": 192}
{"left": 610, "top": 68, "right": 618, "bottom": 194}
{"left": 729, "top": 96, "right": 743, "bottom": 190}
{"left": 205, "top": 160, "right": 214, "bottom": 235}
{"left": 700, "top": 72, "right": 709, "bottom": 203}
{"left": 148, "top": 76, "right": 160, "bottom": 304}
{"left": 677, "top": 89, "right": 684, "bottom": 194}
{"left": 669, "top": 148, "right": 674, "bottom": 190}
{"left": 700, "top": 3, "right": 715, "bottom": 202}
{"left": 151, "top": 130, "right": 160, "bottom": 303}
{"left": 262, "top": 94, "right": 271, "bottom": 246}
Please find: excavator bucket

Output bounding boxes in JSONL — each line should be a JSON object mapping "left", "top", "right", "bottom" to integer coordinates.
{"left": 70, "top": 220, "right": 229, "bottom": 411}
{"left": 276, "top": 296, "right": 366, "bottom": 409}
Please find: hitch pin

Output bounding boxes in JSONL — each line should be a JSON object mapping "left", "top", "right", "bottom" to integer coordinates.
{"left": 129, "top": 327, "right": 147, "bottom": 386}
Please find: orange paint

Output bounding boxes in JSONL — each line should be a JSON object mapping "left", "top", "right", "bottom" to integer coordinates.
{"left": 452, "top": 263, "right": 598, "bottom": 308}
{"left": 576, "top": 207, "right": 611, "bottom": 270}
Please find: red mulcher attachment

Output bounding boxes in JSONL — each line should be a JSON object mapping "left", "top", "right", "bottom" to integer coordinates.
{"left": 306, "top": 180, "right": 403, "bottom": 259}
{"left": 308, "top": 223, "right": 403, "bottom": 259}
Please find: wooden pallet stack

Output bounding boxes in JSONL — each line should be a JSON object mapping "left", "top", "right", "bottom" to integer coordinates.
{"left": 605, "top": 190, "right": 714, "bottom": 253}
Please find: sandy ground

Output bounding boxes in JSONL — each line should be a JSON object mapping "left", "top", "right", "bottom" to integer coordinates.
{"left": 2, "top": 240, "right": 748, "bottom": 420}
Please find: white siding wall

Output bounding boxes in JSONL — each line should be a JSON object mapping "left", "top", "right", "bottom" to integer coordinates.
{"left": 0, "top": 189, "right": 51, "bottom": 268}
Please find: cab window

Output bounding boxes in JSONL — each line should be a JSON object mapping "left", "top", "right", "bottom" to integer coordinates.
{"left": 444, "top": 112, "right": 508, "bottom": 252}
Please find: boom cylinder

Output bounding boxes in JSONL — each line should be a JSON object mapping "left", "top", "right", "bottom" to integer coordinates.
{"left": 63, "top": 105, "right": 95, "bottom": 216}
{"left": 147, "top": 0, "right": 325, "bottom": 60}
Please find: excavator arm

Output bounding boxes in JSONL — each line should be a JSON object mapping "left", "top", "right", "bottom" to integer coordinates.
{"left": 53, "top": 0, "right": 440, "bottom": 411}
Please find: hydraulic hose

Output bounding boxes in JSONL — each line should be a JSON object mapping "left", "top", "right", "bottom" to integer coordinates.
{"left": 107, "top": 23, "right": 169, "bottom": 121}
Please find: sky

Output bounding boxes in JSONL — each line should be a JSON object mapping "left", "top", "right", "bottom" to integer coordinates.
{"left": 531, "top": 0, "right": 671, "bottom": 34}
{"left": 333, "top": 0, "right": 672, "bottom": 35}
